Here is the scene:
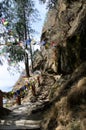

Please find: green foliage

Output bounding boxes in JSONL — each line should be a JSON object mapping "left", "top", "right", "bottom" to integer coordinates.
{"left": 15, "top": 0, "right": 39, "bottom": 40}
{"left": 0, "top": 0, "right": 39, "bottom": 76}
{"left": 1, "top": 0, "right": 17, "bottom": 28}
{"left": 7, "top": 45, "right": 25, "bottom": 62}
{"left": 0, "top": 3, "right": 3, "bottom": 17}
{"left": 15, "top": 21, "right": 25, "bottom": 41}
{"left": 1, "top": 0, "right": 39, "bottom": 40}
{"left": 39, "top": 0, "right": 58, "bottom": 9}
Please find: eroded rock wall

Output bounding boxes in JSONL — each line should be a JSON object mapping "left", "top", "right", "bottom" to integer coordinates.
{"left": 40, "top": 0, "right": 86, "bottom": 74}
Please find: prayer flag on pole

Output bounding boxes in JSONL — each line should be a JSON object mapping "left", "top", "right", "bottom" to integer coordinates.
{"left": 31, "top": 39, "right": 36, "bottom": 45}
{"left": 26, "top": 38, "right": 31, "bottom": 45}
{"left": 3, "top": 21, "right": 9, "bottom": 26}
{"left": 40, "top": 40, "right": 46, "bottom": 46}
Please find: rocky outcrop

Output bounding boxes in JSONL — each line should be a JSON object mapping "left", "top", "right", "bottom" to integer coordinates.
{"left": 40, "top": 62, "right": 86, "bottom": 130}
{"left": 33, "top": 49, "right": 46, "bottom": 71}
{"left": 40, "top": 0, "right": 86, "bottom": 74}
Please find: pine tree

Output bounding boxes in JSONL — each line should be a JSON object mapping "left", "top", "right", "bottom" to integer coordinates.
{"left": 0, "top": 0, "right": 39, "bottom": 77}
{"left": 15, "top": 0, "right": 38, "bottom": 77}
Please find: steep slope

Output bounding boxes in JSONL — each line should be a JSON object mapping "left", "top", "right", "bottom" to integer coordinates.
{"left": 40, "top": 62, "right": 86, "bottom": 130}
{"left": 33, "top": 0, "right": 86, "bottom": 130}
{"left": 34, "top": 0, "right": 86, "bottom": 75}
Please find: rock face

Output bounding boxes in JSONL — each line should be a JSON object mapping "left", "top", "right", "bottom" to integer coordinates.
{"left": 34, "top": 0, "right": 86, "bottom": 74}
{"left": 40, "top": 62, "right": 86, "bottom": 130}
{"left": 33, "top": 49, "right": 46, "bottom": 71}
{"left": 32, "top": 1, "right": 86, "bottom": 129}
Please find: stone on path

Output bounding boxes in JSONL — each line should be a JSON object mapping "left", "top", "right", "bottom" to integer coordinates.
{"left": 0, "top": 119, "right": 41, "bottom": 130}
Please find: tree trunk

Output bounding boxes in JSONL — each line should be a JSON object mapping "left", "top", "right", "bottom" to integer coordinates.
{"left": 25, "top": 51, "right": 30, "bottom": 77}
{"left": 30, "top": 44, "right": 33, "bottom": 72}
{"left": 24, "top": 8, "right": 30, "bottom": 77}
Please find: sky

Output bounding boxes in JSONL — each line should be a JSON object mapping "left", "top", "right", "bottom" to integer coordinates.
{"left": 0, "top": 0, "right": 47, "bottom": 92}
{"left": 0, "top": 56, "right": 25, "bottom": 92}
{"left": 31, "top": 0, "right": 48, "bottom": 50}
{"left": 32, "top": 0, "right": 47, "bottom": 40}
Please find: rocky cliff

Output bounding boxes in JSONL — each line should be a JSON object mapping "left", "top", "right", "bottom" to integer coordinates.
{"left": 33, "top": 0, "right": 86, "bottom": 75}
{"left": 33, "top": 0, "right": 86, "bottom": 130}
{"left": 40, "top": 62, "right": 86, "bottom": 130}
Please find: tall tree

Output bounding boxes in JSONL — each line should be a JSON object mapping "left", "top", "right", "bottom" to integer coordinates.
{"left": 0, "top": 0, "right": 39, "bottom": 77}
{"left": 14, "top": 0, "right": 38, "bottom": 77}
